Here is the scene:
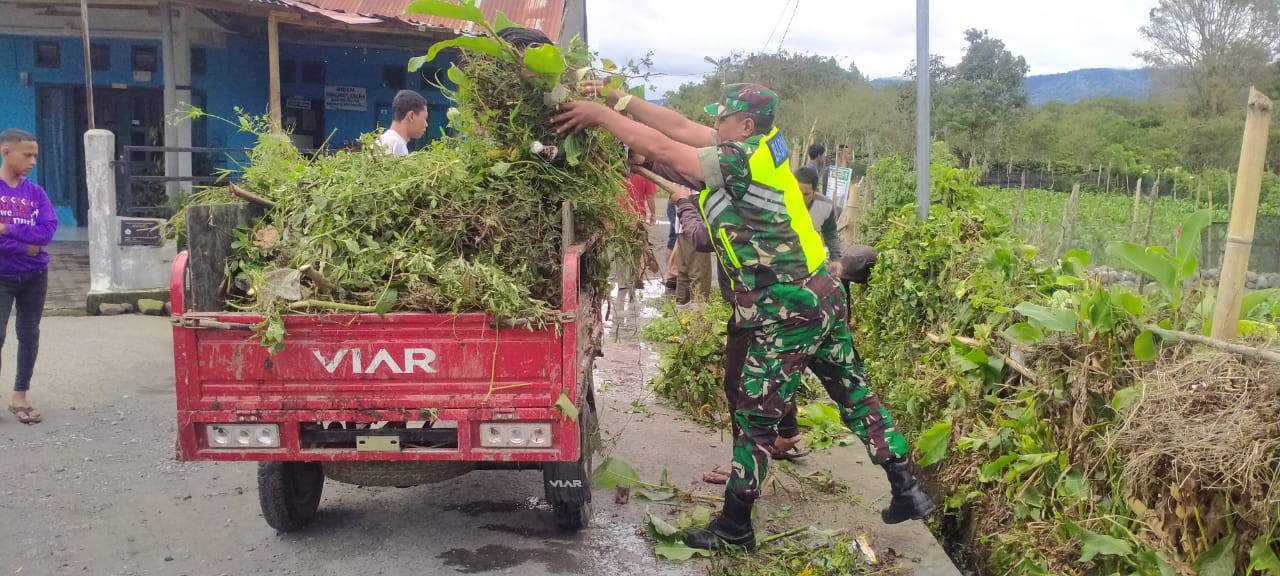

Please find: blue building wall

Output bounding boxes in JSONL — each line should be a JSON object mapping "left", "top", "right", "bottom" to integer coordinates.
{"left": 0, "top": 31, "right": 456, "bottom": 227}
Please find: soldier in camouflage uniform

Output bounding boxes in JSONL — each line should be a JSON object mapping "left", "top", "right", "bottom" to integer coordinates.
{"left": 554, "top": 83, "right": 933, "bottom": 551}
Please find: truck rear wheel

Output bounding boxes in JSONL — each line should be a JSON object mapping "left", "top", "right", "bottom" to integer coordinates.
{"left": 258, "top": 462, "right": 324, "bottom": 532}
{"left": 549, "top": 383, "right": 599, "bottom": 532}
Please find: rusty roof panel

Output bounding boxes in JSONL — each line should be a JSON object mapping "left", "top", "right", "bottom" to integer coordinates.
{"left": 273, "top": 0, "right": 565, "bottom": 41}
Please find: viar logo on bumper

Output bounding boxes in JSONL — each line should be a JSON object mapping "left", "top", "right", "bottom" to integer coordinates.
{"left": 312, "top": 348, "right": 438, "bottom": 374}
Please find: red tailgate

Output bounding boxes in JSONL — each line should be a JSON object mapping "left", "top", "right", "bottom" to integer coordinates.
{"left": 175, "top": 313, "right": 562, "bottom": 412}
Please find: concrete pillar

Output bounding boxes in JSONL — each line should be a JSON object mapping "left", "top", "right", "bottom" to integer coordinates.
{"left": 559, "top": 0, "right": 587, "bottom": 44}
{"left": 162, "top": 1, "right": 193, "bottom": 197}
{"left": 86, "top": 128, "right": 176, "bottom": 308}
{"left": 86, "top": 129, "right": 116, "bottom": 294}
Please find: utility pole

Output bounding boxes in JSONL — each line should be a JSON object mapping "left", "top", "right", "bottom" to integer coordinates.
{"left": 915, "top": 0, "right": 930, "bottom": 221}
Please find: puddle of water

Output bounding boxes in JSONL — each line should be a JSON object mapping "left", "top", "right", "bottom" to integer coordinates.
{"left": 438, "top": 542, "right": 581, "bottom": 574}
{"left": 455, "top": 497, "right": 549, "bottom": 516}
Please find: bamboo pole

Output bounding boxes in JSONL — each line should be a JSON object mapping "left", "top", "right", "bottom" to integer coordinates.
{"left": 1129, "top": 177, "right": 1144, "bottom": 242}
{"left": 1211, "top": 88, "right": 1273, "bottom": 340}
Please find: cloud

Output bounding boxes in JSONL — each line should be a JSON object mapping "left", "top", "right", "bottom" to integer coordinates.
{"left": 587, "top": 0, "right": 1158, "bottom": 97}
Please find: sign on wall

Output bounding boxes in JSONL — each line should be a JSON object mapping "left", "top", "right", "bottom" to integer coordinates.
{"left": 324, "top": 85, "right": 366, "bottom": 112}
{"left": 826, "top": 166, "right": 853, "bottom": 211}
{"left": 119, "top": 218, "right": 164, "bottom": 247}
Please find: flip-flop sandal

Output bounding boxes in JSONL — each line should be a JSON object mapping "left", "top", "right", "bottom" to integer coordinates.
{"left": 770, "top": 447, "right": 810, "bottom": 461}
{"left": 8, "top": 405, "right": 42, "bottom": 424}
{"left": 701, "top": 464, "right": 732, "bottom": 485}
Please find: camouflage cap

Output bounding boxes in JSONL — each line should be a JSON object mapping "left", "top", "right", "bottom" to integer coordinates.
{"left": 703, "top": 83, "right": 779, "bottom": 119}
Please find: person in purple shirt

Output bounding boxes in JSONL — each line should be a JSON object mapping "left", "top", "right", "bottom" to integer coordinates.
{"left": 0, "top": 129, "right": 58, "bottom": 424}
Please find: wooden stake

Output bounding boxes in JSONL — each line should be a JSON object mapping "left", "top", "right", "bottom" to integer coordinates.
{"left": 1013, "top": 170, "right": 1026, "bottom": 228}
{"left": 1212, "top": 88, "right": 1273, "bottom": 340}
{"left": 1143, "top": 173, "right": 1160, "bottom": 246}
{"left": 1057, "top": 182, "right": 1081, "bottom": 258}
{"left": 1129, "top": 177, "right": 1144, "bottom": 243}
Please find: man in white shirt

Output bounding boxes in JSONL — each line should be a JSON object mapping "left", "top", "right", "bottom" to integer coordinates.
{"left": 376, "top": 90, "right": 429, "bottom": 156}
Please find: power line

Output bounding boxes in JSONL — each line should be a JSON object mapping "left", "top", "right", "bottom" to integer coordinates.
{"left": 775, "top": 0, "right": 801, "bottom": 53}
{"left": 761, "top": 0, "right": 793, "bottom": 53}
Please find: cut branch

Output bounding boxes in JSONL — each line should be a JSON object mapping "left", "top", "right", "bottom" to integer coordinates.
{"left": 229, "top": 182, "right": 278, "bottom": 209}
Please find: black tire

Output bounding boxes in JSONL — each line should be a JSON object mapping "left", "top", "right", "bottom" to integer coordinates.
{"left": 552, "top": 397, "right": 599, "bottom": 532}
{"left": 258, "top": 462, "right": 324, "bottom": 532}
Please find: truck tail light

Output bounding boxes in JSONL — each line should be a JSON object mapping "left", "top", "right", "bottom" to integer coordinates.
{"left": 480, "top": 422, "right": 552, "bottom": 448}
{"left": 206, "top": 424, "right": 280, "bottom": 448}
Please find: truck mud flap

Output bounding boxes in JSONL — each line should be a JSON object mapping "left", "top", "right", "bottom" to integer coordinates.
{"left": 542, "top": 460, "right": 591, "bottom": 505}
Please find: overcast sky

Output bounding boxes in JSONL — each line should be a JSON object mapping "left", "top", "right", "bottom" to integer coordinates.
{"left": 586, "top": 0, "right": 1159, "bottom": 97}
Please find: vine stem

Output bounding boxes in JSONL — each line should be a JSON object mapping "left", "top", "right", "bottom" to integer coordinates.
{"left": 287, "top": 300, "right": 377, "bottom": 313}
{"left": 758, "top": 525, "right": 812, "bottom": 546}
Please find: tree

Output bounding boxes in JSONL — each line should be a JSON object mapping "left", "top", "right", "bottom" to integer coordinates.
{"left": 1136, "top": 0, "right": 1280, "bottom": 116}
{"left": 934, "top": 29, "right": 1031, "bottom": 163}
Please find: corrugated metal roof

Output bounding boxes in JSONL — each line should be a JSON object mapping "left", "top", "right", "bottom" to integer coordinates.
{"left": 262, "top": 0, "right": 565, "bottom": 41}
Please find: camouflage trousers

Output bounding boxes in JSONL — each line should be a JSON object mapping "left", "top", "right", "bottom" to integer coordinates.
{"left": 723, "top": 269, "right": 910, "bottom": 501}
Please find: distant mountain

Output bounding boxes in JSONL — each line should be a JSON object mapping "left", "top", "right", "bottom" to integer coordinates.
{"left": 869, "top": 68, "right": 1152, "bottom": 106}
{"left": 1025, "top": 68, "right": 1150, "bottom": 106}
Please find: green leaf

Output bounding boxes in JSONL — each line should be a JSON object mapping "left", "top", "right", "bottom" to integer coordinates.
{"left": 645, "top": 511, "right": 681, "bottom": 540}
{"left": 1242, "top": 289, "right": 1280, "bottom": 318}
{"left": 404, "top": 0, "right": 485, "bottom": 24}
{"left": 407, "top": 55, "right": 430, "bottom": 73}
{"left": 1057, "top": 469, "right": 1089, "bottom": 501}
{"left": 421, "top": 36, "right": 508, "bottom": 68}
{"left": 553, "top": 390, "right": 578, "bottom": 421}
{"left": 1002, "top": 322, "right": 1044, "bottom": 344}
{"left": 592, "top": 457, "right": 641, "bottom": 489}
{"left": 636, "top": 486, "right": 676, "bottom": 501}
{"left": 1195, "top": 534, "right": 1236, "bottom": 576}
{"left": 374, "top": 288, "right": 398, "bottom": 315}
{"left": 343, "top": 238, "right": 361, "bottom": 253}
{"left": 1134, "top": 329, "right": 1156, "bottom": 361}
{"left": 563, "top": 133, "right": 583, "bottom": 166}
{"left": 614, "top": 94, "right": 634, "bottom": 112}
{"left": 654, "top": 542, "right": 712, "bottom": 560}
{"left": 1249, "top": 534, "right": 1280, "bottom": 575}
{"left": 493, "top": 10, "right": 518, "bottom": 32}
{"left": 691, "top": 506, "right": 712, "bottom": 526}
{"left": 628, "top": 85, "right": 647, "bottom": 99}
{"left": 1014, "top": 302, "right": 1077, "bottom": 333}
{"left": 916, "top": 422, "right": 952, "bottom": 467}
{"left": 1106, "top": 241, "right": 1177, "bottom": 296}
{"left": 489, "top": 162, "right": 511, "bottom": 177}
{"left": 522, "top": 43, "right": 565, "bottom": 77}
{"left": 1078, "top": 530, "right": 1133, "bottom": 563}
{"left": 978, "top": 454, "right": 1017, "bottom": 482}
{"left": 601, "top": 58, "right": 617, "bottom": 72}
{"left": 446, "top": 64, "right": 468, "bottom": 86}
{"left": 1112, "top": 289, "right": 1144, "bottom": 316}
{"left": 1176, "top": 209, "right": 1212, "bottom": 263}
{"left": 1110, "top": 386, "right": 1140, "bottom": 412}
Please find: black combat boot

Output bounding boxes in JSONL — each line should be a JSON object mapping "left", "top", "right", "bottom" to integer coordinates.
{"left": 881, "top": 457, "right": 935, "bottom": 524}
{"left": 683, "top": 491, "right": 757, "bottom": 551}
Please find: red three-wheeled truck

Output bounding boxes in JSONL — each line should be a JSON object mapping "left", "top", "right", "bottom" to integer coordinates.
{"left": 168, "top": 236, "right": 601, "bottom": 532}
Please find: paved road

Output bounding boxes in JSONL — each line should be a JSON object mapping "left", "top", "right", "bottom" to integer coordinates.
{"left": 0, "top": 315, "right": 699, "bottom": 576}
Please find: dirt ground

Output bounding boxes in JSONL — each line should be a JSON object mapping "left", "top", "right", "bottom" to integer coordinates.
{"left": 0, "top": 204, "right": 958, "bottom": 575}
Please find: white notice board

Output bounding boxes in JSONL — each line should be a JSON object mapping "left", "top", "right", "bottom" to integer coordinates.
{"left": 325, "top": 85, "right": 367, "bottom": 111}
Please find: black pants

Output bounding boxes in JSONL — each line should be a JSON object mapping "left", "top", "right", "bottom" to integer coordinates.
{"left": 0, "top": 271, "right": 48, "bottom": 392}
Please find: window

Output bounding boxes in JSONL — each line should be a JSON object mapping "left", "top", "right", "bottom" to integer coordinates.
{"left": 280, "top": 59, "right": 297, "bottom": 83}
{"left": 300, "top": 60, "right": 326, "bottom": 84}
{"left": 90, "top": 44, "right": 110, "bottom": 71}
{"left": 382, "top": 65, "right": 406, "bottom": 89}
{"left": 34, "top": 41, "right": 60, "bottom": 68}
{"left": 132, "top": 45, "right": 158, "bottom": 72}
{"left": 191, "top": 47, "right": 207, "bottom": 75}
